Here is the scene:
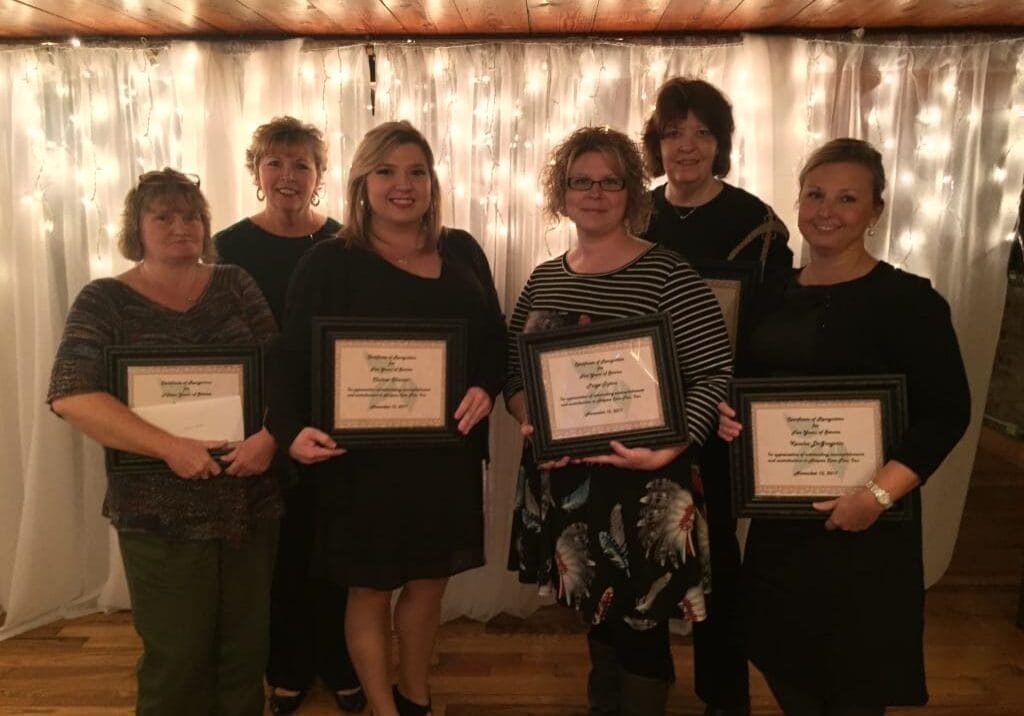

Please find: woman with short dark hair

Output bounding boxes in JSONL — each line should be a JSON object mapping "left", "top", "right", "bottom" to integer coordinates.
{"left": 641, "top": 78, "right": 794, "bottom": 716}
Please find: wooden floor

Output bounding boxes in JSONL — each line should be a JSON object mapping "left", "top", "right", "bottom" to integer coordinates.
{"left": 1, "top": 445, "right": 1022, "bottom": 715}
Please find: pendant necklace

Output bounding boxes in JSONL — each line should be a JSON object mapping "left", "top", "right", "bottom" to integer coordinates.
{"left": 673, "top": 204, "right": 699, "bottom": 223}
{"left": 372, "top": 234, "right": 422, "bottom": 266}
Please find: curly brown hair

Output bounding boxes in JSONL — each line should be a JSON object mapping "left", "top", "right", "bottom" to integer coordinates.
{"left": 542, "top": 126, "right": 652, "bottom": 235}
{"left": 117, "top": 168, "right": 214, "bottom": 262}
{"left": 641, "top": 78, "right": 735, "bottom": 179}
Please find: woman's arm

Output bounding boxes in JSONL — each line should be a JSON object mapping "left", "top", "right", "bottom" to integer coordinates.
{"left": 52, "top": 391, "right": 223, "bottom": 479}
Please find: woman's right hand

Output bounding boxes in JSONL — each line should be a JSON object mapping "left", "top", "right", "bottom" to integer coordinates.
{"left": 162, "top": 436, "right": 226, "bottom": 479}
{"left": 717, "top": 401, "right": 743, "bottom": 441}
{"left": 289, "top": 427, "right": 346, "bottom": 464}
{"left": 520, "top": 422, "right": 572, "bottom": 470}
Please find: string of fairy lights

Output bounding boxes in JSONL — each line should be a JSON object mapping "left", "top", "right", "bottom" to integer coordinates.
{"left": 3, "top": 36, "right": 1023, "bottom": 299}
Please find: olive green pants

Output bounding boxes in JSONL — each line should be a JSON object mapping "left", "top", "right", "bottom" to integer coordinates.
{"left": 118, "top": 521, "right": 278, "bottom": 716}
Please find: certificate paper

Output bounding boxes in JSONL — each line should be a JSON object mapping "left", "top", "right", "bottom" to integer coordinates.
{"left": 126, "top": 364, "right": 246, "bottom": 443}
{"left": 517, "top": 313, "right": 688, "bottom": 460}
{"left": 749, "top": 399, "right": 883, "bottom": 497}
{"left": 105, "top": 346, "right": 263, "bottom": 474}
{"left": 540, "top": 337, "right": 664, "bottom": 440}
{"left": 332, "top": 339, "right": 447, "bottom": 429}
{"left": 727, "top": 374, "right": 911, "bottom": 520}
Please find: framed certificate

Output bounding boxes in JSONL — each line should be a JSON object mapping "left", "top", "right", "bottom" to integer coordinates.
{"left": 728, "top": 374, "right": 912, "bottom": 520}
{"left": 312, "top": 317, "right": 467, "bottom": 447}
{"left": 105, "top": 345, "right": 263, "bottom": 474}
{"left": 691, "top": 260, "right": 760, "bottom": 357}
{"left": 517, "top": 313, "right": 688, "bottom": 461}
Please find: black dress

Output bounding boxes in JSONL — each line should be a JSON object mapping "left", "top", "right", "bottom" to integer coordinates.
{"left": 742, "top": 262, "right": 970, "bottom": 706}
{"left": 269, "top": 230, "right": 505, "bottom": 590}
{"left": 214, "top": 216, "right": 357, "bottom": 692}
{"left": 644, "top": 181, "right": 792, "bottom": 707}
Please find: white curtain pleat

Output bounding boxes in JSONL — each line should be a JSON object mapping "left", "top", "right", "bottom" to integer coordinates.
{"left": 1, "top": 35, "right": 1021, "bottom": 638}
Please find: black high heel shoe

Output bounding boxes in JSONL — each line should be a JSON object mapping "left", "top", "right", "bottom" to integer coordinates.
{"left": 268, "top": 688, "right": 307, "bottom": 716}
{"left": 334, "top": 687, "right": 368, "bottom": 713}
{"left": 393, "top": 685, "right": 431, "bottom": 716}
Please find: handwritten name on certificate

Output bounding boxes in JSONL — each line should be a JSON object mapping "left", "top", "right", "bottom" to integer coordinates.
{"left": 541, "top": 337, "right": 665, "bottom": 440}
{"left": 749, "top": 399, "right": 884, "bottom": 497}
{"left": 333, "top": 339, "right": 446, "bottom": 429}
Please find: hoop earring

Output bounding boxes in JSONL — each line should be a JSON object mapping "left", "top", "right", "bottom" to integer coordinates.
{"left": 256, "top": 187, "right": 265, "bottom": 202}
{"left": 311, "top": 185, "right": 324, "bottom": 207}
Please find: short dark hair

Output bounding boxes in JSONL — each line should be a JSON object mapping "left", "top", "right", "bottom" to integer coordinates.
{"left": 118, "top": 169, "right": 213, "bottom": 262}
{"left": 542, "top": 126, "right": 652, "bottom": 235}
{"left": 641, "top": 78, "right": 735, "bottom": 178}
{"left": 799, "top": 138, "right": 887, "bottom": 209}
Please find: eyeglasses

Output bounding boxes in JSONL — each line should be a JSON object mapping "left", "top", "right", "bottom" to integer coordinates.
{"left": 566, "top": 176, "right": 627, "bottom": 192}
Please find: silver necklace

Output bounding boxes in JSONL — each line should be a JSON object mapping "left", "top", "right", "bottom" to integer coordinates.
{"left": 673, "top": 204, "right": 699, "bottom": 222}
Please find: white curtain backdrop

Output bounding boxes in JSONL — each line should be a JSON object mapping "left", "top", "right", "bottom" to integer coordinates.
{"left": 1, "top": 34, "right": 1022, "bottom": 638}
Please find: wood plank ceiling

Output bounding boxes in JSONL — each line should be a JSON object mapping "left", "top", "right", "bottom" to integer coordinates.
{"left": 2, "top": 0, "right": 1023, "bottom": 40}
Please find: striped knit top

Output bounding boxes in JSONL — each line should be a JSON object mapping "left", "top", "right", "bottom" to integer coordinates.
{"left": 505, "top": 244, "right": 733, "bottom": 445}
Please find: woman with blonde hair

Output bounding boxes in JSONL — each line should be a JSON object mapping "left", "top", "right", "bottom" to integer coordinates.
{"left": 214, "top": 116, "right": 363, "bottom": 716}
{"left": 718, "top": 138, "right": 970, "bottom": 715}
{"left": 269, "top": 121, "right": 505, "bottom": 716}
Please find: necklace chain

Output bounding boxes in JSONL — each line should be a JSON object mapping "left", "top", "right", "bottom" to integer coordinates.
{"left": 673, "top": 204, "right": 699, "bottom": 223}
{"left": 372, "top": 234, "right": 428, "bottom": 266}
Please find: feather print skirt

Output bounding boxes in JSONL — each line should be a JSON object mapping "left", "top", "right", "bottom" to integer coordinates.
{"left": 508, "top": 448, "right": 711, "bottom": 629}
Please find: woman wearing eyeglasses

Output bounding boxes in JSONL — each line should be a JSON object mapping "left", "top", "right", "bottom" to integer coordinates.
{"left": 505, "top": 127, "right": 733, "bottom": 715}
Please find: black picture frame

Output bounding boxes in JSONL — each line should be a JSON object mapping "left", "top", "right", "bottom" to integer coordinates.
{"left": 312, "top": 317, "right": 467, "bottom": 448}
{"left": 517, "top": 313, "right": 688, "bottom": 461}
{"left": 691, "top": 259, "right": 760, "bottom": 359}
{"left": 728, "top": 374, "right": 912, "bottom": 521}
{"left": 104, "top": 345, "right": 263, "bottom": 474}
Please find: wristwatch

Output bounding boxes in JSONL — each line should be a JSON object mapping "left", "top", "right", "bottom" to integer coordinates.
{"left": 865, "top": 480, "right": 893, "bottom": 510}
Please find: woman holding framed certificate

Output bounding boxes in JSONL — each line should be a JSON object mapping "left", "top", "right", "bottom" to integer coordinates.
{"left": 641, "top": 77, "right": 794, "bottom": 716}
{"left": 214, "top": 116, "right": 365, "bottom": 716}
{"left": 505, "top": 126, "right": 734, "bottom": 715}
{"left": 268, "top": 121, "right": 505, "bottom": 716}
{"left": 47, "top": 169, "right": 283, "bottom": 714}
{"left": 718, "top": 139, "right": 970, "bottom": 715}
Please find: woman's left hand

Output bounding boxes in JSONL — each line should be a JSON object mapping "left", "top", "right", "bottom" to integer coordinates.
{"left": 813, "top": 489, "right": 886, "bottom": 532}
{"left": 454, "top": 386, "right": 493, "bottom": 435}
{"left": 581, "top": 440, "right": 687, "bottom": 471}
{"left": 221, "top": 427, "right": 277, "bottom": 477}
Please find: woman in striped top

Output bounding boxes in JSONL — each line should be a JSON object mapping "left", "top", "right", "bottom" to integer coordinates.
{"left": 505, "top": 127, "right": 733, "bottom": 715}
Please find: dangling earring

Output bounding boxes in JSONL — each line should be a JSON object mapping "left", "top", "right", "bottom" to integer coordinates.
{"left": 311, "top": 185, "right": 324, "bottom": 207}
{"left": 256, "top": 187, "right": 265, "bottom": 202}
